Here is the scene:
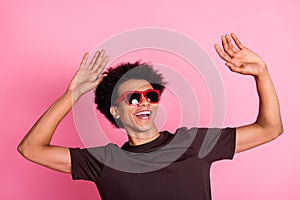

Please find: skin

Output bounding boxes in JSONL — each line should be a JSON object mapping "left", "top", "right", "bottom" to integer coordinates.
{"left": 110, "top": 79, "right": 160, "bottom": 146}
{"left": 17, "top": 33, "right": 283, "bottom": 174}
{"left": 17, "top": 50, "right": 109, "bottom": 173}
{"left": 214, "top": 34, "right": 283, "bottom": 152}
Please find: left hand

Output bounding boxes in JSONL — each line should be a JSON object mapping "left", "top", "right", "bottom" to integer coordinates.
{"left": 214, "top": 33, "right": 267, "bottom": 77}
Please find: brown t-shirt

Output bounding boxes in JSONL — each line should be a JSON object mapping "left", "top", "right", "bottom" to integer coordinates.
{"left": 70, "top": 127, "right": 236, "bottom": 200}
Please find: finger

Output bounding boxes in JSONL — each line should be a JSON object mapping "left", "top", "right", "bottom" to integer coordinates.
{"left": 87, "top": 51, "right": 100, "bottom": 70}
{"left": 225, "top": 62, "right": 244, "bottom": 74}
{"left": 226, "top": 34, "right": 239, "bottom": 53}
{"left": 221, "top": 35, "right": 235, "bottom": 57}
{"left": 79, "top": 52, "right": 89, "bottom": 69}
{"left": 91, "top": 73, "right": 108, "bottom": 90}
{"left": 95, "top": 55, "right": 109, "bottom": 75}
{"left": 225, "top": 62, "right": 238, "bottom": 73}
{"left": 97, "top": 74, "right": 108, "bottom": 85}
{"left": 94, "top": 51, "right": 108, "bottom": 73}
{"left": 214, "top": 44, "right": 232, "bottom": 62}
{"left": 92, "top": 50, "right": 105, "bottom": 71}
{"left": 231, "top": 33, "right": 245, "bottom": 50}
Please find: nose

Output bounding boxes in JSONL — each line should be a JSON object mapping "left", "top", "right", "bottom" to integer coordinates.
{"left": 138, "top": 94, "right": 150, "bottom": 106}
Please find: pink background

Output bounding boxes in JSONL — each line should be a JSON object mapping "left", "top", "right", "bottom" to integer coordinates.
{"left": 1, "top": 0, "right": 299, "bottom": 199}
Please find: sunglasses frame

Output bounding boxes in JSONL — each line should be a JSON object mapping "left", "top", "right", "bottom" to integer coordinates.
{"left": 115, "top": 89, "right": 161, "bottom": 105}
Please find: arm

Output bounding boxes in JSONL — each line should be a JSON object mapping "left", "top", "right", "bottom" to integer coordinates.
{"left": 214, "top": 34, "right": 283, "bottom": 153}
{"left": 17, "top": 50, "right": 109, "bottom": 173}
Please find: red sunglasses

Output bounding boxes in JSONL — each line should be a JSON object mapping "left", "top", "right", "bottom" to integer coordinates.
{"left": 115, "top": 89, "right": 161, "bottom": 105}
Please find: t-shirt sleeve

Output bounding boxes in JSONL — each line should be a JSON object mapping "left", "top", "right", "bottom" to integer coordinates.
{"left": 198, "top": 128, "right": 236, "bottom": 163}
{"left": 69, "top": 147, "right": 104, "bottom": 182}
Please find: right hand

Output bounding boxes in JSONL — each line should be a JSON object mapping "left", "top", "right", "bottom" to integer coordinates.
{"left": 68, "top": 50, "right": 109, "bottom": 101}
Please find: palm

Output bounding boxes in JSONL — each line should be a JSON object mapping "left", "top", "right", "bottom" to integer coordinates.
{"left": 68, "top": 50, "right": 109, "bottom": 100}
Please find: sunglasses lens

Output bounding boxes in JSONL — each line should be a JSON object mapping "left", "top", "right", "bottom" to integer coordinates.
{"left": 122, "top": 90, "right": 160, "bottom": 105}
{"left": 127, "top": 93, "right": 141, "bottom": 105}
{"left": 146, "top": 91, "right": 159, "bottom": 103}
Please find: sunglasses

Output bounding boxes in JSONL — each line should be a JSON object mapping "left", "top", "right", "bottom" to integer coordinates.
{"left": 115, "top": 89, "right": 161, "bottom": 105}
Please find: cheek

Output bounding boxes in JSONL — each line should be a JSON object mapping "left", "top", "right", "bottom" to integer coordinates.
{"left": 152, "top": 106, "right": 159, "bottom": 116}
{"left": 118, "top": 105, "right": 134, "bottom": 120}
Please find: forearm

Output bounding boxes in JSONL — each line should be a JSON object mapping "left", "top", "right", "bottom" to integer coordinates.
{"left": 215, "top": 33, "right": 283, "bottom": 152}
{"left": 254, "top": 67, "right": 283, "bottom": 135}
{"left": 19, "top": 50, "right": 107, "bottom": 151}
{"left": 18, "top": 89, "right": 75, "bottom": 155}
{"left": 17, "top": 51, "right": 108, "bottom": 172}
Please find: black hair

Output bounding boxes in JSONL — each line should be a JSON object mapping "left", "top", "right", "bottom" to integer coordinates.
{"left": 94, "top": 61, "right": 167, "bottom": 128}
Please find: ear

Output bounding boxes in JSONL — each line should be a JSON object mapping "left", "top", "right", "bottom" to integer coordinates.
{"left": 110, "top": 106, "right": 120, "bottom": 119}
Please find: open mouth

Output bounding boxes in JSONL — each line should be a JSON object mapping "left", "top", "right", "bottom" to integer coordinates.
{"left": 135, "top": 110, "right": 151, "bottom": 119}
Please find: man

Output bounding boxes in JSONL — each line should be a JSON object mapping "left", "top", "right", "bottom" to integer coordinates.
{"left": 18, "top": 33, "right": 283, "bottom": 199}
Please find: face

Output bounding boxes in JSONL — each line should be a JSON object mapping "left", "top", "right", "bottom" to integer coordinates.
{"left": 111, "top": 79, "right": 159, "bottom": 136}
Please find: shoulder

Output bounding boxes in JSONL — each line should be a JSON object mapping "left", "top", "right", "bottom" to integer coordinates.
{"left": 172, "top": 127, "right": 235, "bottom": 157}
{"left": 173, "top": 127, "right": 234, "bottom": 139}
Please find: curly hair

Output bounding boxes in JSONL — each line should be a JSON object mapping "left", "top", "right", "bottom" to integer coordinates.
{"left": 94, "top": 61, "right": 167, "bottom": 128}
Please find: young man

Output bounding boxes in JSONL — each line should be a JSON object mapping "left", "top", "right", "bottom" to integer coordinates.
{"left": 18, "top": 34, "right": 283, "bottom": 200}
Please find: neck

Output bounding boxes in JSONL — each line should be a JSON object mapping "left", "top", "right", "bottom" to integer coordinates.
{"left": 126, "top": 129, "right": 160, "bottom": 146}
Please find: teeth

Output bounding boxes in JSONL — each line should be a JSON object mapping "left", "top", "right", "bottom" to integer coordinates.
{"left": 135, "top": 111, "right": 151, "bottom": 116}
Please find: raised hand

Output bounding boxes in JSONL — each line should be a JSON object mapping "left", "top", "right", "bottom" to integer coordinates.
{"left": 68, "top": 50, "right": 109, "bottom": 101}
{"left": 214, "top": 33, "right": 267, "bottom": 77}
{"left": 214, "top": 33, "right": 283, "bottom": 153}
{"left": 18, "top": 50, "right": 109, "bottom": 174}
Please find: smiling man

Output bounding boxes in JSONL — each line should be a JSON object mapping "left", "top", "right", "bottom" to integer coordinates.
{"left": 95, "top": 62, "right": 166, "bottom": 146}
{"left": 18, "top": 34, "right": 283, "bottom": 200}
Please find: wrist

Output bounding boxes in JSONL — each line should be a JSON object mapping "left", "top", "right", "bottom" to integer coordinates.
{"left": 65, "top": 88, "right": 80, "bottom": 105}
{"left": 254, "top": 64, "right": 269, "bottom": 80}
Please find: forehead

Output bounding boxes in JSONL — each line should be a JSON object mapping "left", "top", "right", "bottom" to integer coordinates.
{"left": 118, "top": 79, "right": 153, "bottom": 95}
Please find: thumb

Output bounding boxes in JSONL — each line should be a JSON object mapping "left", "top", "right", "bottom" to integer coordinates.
{"left": 225, "top": 62, "right": 244, "bottom": 74}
